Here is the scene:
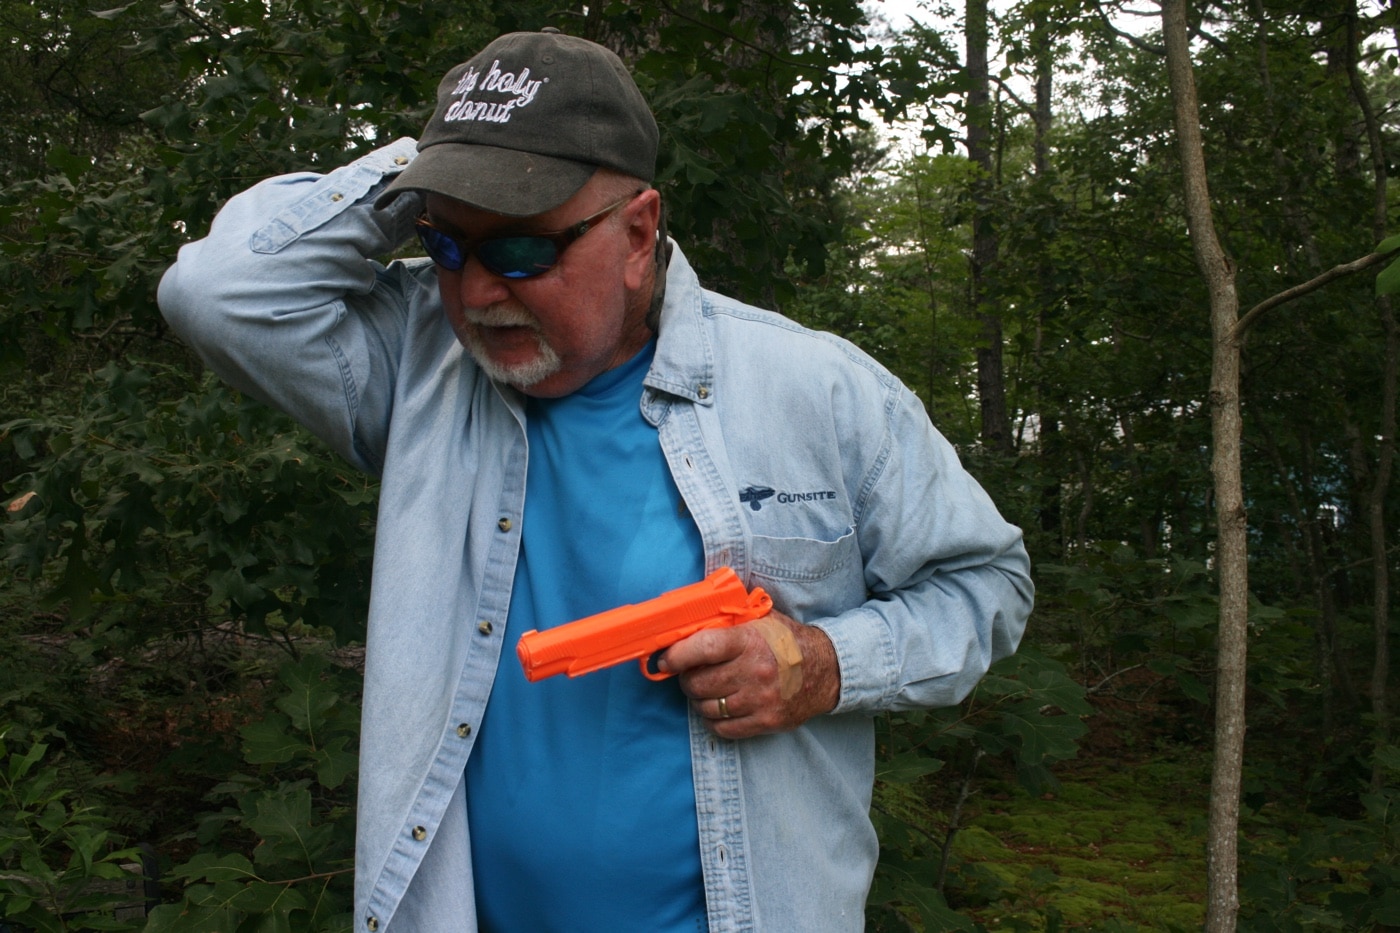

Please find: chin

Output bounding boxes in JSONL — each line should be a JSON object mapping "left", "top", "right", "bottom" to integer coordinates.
{"left": 465, "top": 341, "right": 563, "bottom": 392}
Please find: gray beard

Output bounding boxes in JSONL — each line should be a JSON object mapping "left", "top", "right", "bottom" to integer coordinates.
{"left": 460, "top": 302, "right": 564, "bottom": 390}
{"left": 466, "top": 338, "right": 563, "bottom": 390}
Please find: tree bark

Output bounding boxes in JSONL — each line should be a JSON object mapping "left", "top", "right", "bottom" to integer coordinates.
{"left": 1030, "top": 3, "right": 1064, "bottom": 552}
{"left": 1161, "top": 1, "right": 1247, "bottom": 929}
{"left": 966, "top": 0, "right": 1013, "bottom": 455}
{"left": 1341, "top": 0, "right": 1397, "bottom": 789}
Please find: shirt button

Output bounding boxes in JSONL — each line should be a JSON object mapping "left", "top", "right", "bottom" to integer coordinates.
{"left": 697, "top": 385, "right": 710, "bottom": 399}
{"left": 477, "top": 621, "right": 493, "bottom": 636}
{"left": 394, "top": 156, "right": 408, "bottom": 165}
{"left": 456, "top": 723, "right": 472, "bottom": 738}
{"left": 412, "top": 826, "right": 427, "bottom": 842}
{"left": 367, "top": 918, "right": 379, "bottom": 932}
{"left": 497, "top": 517, "right": 512, "bottom": 532}
{"left": 330, "top": 192, "right": 344, "bottom": 202}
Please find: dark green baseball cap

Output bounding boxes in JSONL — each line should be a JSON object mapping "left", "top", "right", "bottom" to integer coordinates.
{"left": 377, "top": 29, "right": 659, "bottom": 217}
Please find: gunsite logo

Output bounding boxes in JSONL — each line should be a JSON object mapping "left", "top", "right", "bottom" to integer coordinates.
{"left": 444, "top": 59, "right": 546, "bottom": 125}
{"left": 739, "top": 485, "right": 837, "bottom": 512}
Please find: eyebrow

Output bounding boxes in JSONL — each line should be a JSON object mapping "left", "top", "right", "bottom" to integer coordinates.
{"left": 424, "top": 214, "right": 545, "bottom": 240}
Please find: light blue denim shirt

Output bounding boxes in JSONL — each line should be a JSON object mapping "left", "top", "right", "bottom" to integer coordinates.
{"left": 158, "top": 138, "right": 1033, "bottom": 933}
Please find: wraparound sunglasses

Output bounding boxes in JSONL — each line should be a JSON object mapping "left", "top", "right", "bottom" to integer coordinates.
{"left": 414, "top": 191, "right": 643, "bottom": 279}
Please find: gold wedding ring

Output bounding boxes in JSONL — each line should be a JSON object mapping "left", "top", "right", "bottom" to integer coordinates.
{"left": 717, "top": 696, "right": 731, "bottom": 719}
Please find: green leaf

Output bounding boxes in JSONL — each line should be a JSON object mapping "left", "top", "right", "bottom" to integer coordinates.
{"left": 241, "top": 714, "right": 301, "bottom": 765}
{"left": 230, "top": 880, "right": 307, "bottom": 915}
{"left": 876, "top": 751, "right": 946, "bottom": 783}
{"left": 248, "top": 786, "right": 334, "bottom": 868}
{"left": 1176, "top": 669, "right": 1211, "bottom": 704}
{"left": 1377, "top": 255, "right": 1400, "bottom": 298}
{"left": 143, "top": 901, "right": 237, "bottom": 933}
{"left": 173, "top": 852, "right": 259, "bottom": 884}
{"left": 903, "top": 882, "right": 979, "bottom": 932}
{"left": 312, "top": 737, "right": 358, "bottom": 790}
{"left": 91, "top": 3, "right": 135, "bottom": 20}
{"left": 275, "top": 656, "right": 338, "bottom": 734}
{"left": 1001, "top": 700, "right": 1088, "bottom": 766}
{"left": 44, "top": 144, "right": 91, "bottom": 185}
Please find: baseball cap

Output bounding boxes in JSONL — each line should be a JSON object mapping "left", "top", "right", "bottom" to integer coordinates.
{"left": 376, "top": 29, "right": 659, "bottom": 217}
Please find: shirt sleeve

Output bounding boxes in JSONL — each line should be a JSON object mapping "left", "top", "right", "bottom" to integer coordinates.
{"left": 156, "top": 138, "right": 425, "bottom": 475}
{"left": 816, "top": 382, "right": 1034, "bottom": 713}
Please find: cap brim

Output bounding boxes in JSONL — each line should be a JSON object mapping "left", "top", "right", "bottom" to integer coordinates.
{"left": 374, "top": 143, "right": 596, "bottom": 217}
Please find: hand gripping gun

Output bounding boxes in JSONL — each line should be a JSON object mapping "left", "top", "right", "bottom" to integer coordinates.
{"left": 516, "top": 567, "right": 773, "bottom": 682}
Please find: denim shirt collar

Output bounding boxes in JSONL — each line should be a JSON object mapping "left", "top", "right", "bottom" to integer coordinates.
{"left": 644, "top": 242, "right": 717, "bottom": 414}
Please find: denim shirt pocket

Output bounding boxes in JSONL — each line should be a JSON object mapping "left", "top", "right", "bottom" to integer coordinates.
{"left": 749, "top": 526, "right": 859, "bottom": 622}
{"left": 750, "top": 525, "right": 858, "bottom": 581}
{"left": 250, "top": 163, "right": 385, "bottom": 254}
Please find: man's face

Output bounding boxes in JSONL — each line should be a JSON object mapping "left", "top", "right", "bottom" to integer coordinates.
{"left": 424, "top": 181, "right": 659, "bottom": 399}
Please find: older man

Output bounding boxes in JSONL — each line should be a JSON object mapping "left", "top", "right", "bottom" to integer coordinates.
{"left": 159, "top": 28, "right": 1033, "bottom": 933}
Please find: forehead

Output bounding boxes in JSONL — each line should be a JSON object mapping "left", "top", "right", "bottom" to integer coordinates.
{"left": 424, "top": 194, "right": 524, "bottom": 236}
{"left": 424, "top": 184, "right": 595, "bottom": 236}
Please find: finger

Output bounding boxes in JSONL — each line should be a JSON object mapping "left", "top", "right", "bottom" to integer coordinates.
{"left": 696, "top": 695, "right": 763, "bottom": 739}
{"left": 659, "top": 626, "right": 746, "bottom": 675}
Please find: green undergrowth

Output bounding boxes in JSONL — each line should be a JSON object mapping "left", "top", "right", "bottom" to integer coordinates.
{"left": 951, "top": 746, "right": 1210, "bottom": 931}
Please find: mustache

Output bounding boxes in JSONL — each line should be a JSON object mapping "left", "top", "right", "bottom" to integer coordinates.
{"left": 464, "top": 302, "right": 539, "bottom": 329}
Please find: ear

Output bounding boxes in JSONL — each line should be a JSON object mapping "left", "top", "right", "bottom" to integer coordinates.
{"left": 621, "top": 189, "right": 662, "bottom": 292}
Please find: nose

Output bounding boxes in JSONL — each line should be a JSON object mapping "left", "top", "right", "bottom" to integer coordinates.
{"left": 453, "top": 255, "right": 511, "bottom": 309}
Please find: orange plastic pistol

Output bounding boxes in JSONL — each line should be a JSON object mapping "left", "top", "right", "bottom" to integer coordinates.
{"left": 516, "top": 567, "right": 773, "bottom": 682}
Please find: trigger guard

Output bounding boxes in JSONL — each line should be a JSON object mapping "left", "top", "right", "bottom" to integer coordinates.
{"left": 641, "top": 652, "right": 673, "bottom": 681}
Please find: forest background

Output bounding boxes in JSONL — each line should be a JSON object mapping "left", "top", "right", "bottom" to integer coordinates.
{"left": 1, "top": 0, "right": 1398, "bottom": 930}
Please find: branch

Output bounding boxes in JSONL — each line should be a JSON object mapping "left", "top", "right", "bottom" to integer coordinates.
{"left": 1085, "top": 663, "right": 1147, "bottom": 696}
{"left": 167, "top": 0, "right": 221, "bottom": 40}
{"left": 653, "top": 1, "right": 820, "bottom": 77}
{"left": 1093, "top": 0, "right": 1166, "bottom": 56}
{"left": 990, "top": 74, "right": 1034, "bottom": 117}
{"left": 1189, "top": 21, "right": 1230, "bottom": 56}
{"left": 1232, "top": 247, "right": 1400, "bottom": 340}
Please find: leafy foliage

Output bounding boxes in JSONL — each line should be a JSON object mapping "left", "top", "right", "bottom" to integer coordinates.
{"left": 1237, "top": 745, "right": 1400, "bottom": 930}
{"left": 4, "top": 363, "right": 376, "bottom": 642}
{"left": 0, "top": 727, "right": 144, "bottom": 932}
{"left": 868, "top": 650, "right": 1092, "bottom": 928}
{"left": 143, "top": 653, "right": 361, "bottom": 933}
{"left": 2, "top": 0, "right": 1399, "bottom": 928}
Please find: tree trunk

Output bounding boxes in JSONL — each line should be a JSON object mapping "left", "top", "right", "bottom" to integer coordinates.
{"left": 1161, "top": 1, "right": 1247, "bottom": 930}
{"left": 909, "top": 159, "right": 944, "bottom": 411}
{"left": 1030, "top": 3, "right": 1063, "bottom": 552}
{"left": 1368, "top": 303, "right": 1397, "bottom": 792}
{"left": 966, "top": 0, "right": 1012, "bottom": 455}
{"left": 1342, "top": 0, "right": 1397, "bottom": 788}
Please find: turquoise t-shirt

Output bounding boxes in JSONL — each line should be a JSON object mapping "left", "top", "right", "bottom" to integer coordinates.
{"left": 465, "top": 342, "right": 709, "bottom": 933}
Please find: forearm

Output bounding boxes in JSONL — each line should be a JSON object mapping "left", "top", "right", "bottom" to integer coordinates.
{"left": 817, "top": 553, "right": 1033, "bottom": 713}
{"left": 157, "top": 139, "right": 423, "bottom": 471}
{"left": 817, "top": 386, "right": 1034, "bottom": 713}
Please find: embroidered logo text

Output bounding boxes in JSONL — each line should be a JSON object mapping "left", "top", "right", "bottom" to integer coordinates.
{"left": 739, "top": 485, "right": 837, "bottom": 512}
{"left": 444, "top": 59, "right": 546, "bottom": 124}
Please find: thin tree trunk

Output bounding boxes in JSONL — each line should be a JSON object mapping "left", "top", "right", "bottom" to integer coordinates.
{"left": 1259, "top": 423, "right": 1342, "bottom": 731}
{"left": 966, "top": 0, "right": 1012, "bottom": 455}
{"left": 1030, "top": 4, "right": 1063, "bottom": 553}
{"left": 1342, "top": 0, "right": 1397, "bottom": 788}
{"left": 1369, "top": 305, "right": 1397, "bottom": 791}
{"left": 1161, "top": 1, "right": 1247, "bottom": 930}
{"left": 909, "top": 160, "right": 943, "bottom": 410}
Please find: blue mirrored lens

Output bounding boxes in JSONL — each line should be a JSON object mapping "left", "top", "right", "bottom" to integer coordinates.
{"left": 416, "top": 225, "right": 465, "bottom": 270}
{"left": 415, "top": 222, "right": 562, "bottom": 279}
{"left": 477, "top": 237, "right": 559, "bottom": 279}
